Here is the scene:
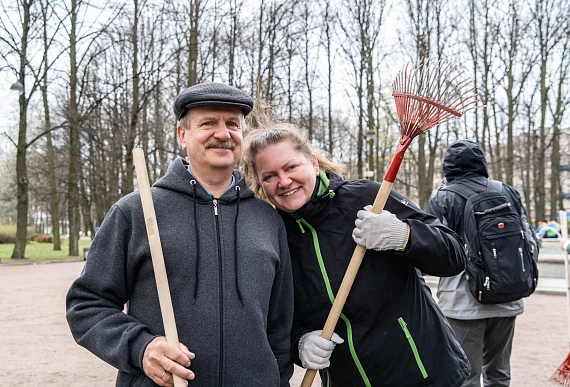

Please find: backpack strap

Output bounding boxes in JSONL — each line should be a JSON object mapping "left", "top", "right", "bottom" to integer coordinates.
{"left": 486, "top": 179, "right": 503, "bottom": 193}
{"left": 441, "top": 183, "right": 475, "bottom": 200}
{"left": 443, "top": 179, "right": 502, "bottom": 200}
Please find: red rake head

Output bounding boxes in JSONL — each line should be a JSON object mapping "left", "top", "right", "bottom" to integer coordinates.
{"left": 392, "top": 59, "right": 479, "bottom": 139}
{"left": 550, "top": 352, "right": 570, "bottom": 387}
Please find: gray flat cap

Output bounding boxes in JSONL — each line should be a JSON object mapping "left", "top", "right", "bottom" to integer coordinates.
{"left": 174, "top": 82, "right": 254, "bottom": 120}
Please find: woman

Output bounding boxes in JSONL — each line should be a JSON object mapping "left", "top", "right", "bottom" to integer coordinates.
{"left": 243, "top": 124, "right": 470, "bottom": 386}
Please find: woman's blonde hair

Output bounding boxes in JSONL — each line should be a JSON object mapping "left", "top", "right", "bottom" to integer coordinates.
{"left": 243, "top": 122, "right": 344, "bottom": 200}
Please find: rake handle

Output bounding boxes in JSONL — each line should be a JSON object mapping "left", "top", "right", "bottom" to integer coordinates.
{"left": 300, "top": 179, "right": 394, "bottom": 387}
{"left": 560, "top": 211, "right": 570, "bottom": 343}
{"left": 133, "top": 148, "right": 186, "bottom": 387}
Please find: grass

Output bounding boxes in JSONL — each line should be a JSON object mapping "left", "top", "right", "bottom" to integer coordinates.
{"left": 0, "top": 238, "right": 92, "bottom": 263}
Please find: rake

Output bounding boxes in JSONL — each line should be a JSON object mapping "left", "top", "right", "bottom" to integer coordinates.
{"left": 300, "top": 58, "right": 478, "bottom": 387}
{"left": 550, "top": 210, "right": 570, "bottom": 386}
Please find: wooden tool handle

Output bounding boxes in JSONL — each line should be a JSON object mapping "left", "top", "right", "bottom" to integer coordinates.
{"left": 300, "top": 179, "right": 393, "bottom": 387}
{"left": 560, "top": 211, "right": 570, "bottom": 343}
{"left": 133, "top": 148, "right": 186, "bottom": 387}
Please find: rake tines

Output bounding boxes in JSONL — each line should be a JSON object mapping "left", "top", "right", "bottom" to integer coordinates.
{"left": 392, "top": 59, "right": 479, "bottom": 139}
{"left": 550, "top": 353, "right": 570, "bottom": 387}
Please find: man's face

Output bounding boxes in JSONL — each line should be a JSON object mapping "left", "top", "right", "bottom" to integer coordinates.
{"left": 177, "top": 106, "right": 244, "bottom": 172}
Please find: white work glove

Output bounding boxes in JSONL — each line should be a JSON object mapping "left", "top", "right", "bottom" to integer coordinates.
{"left": 298, "top": 330, "right": 344, "bottom": 370}
{"left": 352, "top": 205, "right": 410, "bottom": 251}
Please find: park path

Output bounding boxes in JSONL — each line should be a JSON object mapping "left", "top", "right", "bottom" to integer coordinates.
{"left": 0, "top": 261, "right": 566, "bottom": 386}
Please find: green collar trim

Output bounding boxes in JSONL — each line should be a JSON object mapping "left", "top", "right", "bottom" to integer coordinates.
{"left": 317, "top": 169, "right": 333, "bottom": 197}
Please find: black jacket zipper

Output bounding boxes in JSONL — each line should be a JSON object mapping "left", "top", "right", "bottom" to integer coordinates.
{"left": 213, "top": 198, "right": 224, "bottom": 386}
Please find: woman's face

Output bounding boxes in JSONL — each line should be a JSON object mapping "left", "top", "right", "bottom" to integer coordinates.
{"left": 254, "top": 140, "right": 319, "bottom": 213}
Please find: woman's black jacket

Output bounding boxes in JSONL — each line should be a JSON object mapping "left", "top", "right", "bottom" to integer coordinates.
{"left": 278, "top": 173, "right": 470, "bottom": 387}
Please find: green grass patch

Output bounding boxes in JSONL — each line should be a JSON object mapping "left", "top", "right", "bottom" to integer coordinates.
{"left": 0, "top": 238, "right": 92, "bottom": 263}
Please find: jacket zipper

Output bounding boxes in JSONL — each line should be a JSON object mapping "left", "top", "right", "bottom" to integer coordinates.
{"left": 213, "top": 199, "right": 223, "bottom": 385}
{"left": 397, "top": 317, "right": 428, "bottom": 379}
{"left": 299, "top": 218, "right": 371, "bottom": 387}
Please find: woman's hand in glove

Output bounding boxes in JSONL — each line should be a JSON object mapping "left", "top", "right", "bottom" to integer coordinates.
{"left": 352, "top": 205, "right": 410, "bottom": 251}
{"left": 298, "top": 330, "right": 344, "bottom": 370}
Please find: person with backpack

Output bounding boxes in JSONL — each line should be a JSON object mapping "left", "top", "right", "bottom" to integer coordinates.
{"left": 427, "top": 139, "right": 539, "bottom": 387}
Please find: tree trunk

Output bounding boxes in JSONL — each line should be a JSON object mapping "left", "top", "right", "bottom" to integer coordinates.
{"left": 41, "top": 1, "right": 60, "bottom": 250}
{"left": 68, "top": 0, "right": 80, "bottom": 257}
{"left": 123, "top": 0, "right": 140, "bottom": 195}
{"left": 303, "top": 3, "right": 313, "bottom": 139}
{"left": 188, "top": 0, "right": 200, "bottom": 86}
{"left": 12, "top": 0, "right": 31, "bottom": 260}
{"left": 325, "top": 2, "right": 333, "bottom": 155}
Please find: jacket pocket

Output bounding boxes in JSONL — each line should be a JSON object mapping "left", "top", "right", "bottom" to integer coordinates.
{"left": 398, "top": 317, "right": 428, "bottom": 379}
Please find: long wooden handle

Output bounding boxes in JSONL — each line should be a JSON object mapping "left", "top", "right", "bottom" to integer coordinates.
{"left": 133, "top": 148, "right": 186, "bottom": 387}
{"left": 300, "top": 179, "right": 393, "bottom": 387}
{"left": 560, "top": 211, "right": 570, "bottom": 343}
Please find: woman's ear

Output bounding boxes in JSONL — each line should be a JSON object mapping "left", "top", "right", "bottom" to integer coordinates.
{"left": 311, "top": 153, "right": 319, "bottom": 174}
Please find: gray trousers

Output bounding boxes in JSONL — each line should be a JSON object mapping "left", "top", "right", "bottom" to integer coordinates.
{"left": 447, "top": 316, "right": 516, "bottom": 387}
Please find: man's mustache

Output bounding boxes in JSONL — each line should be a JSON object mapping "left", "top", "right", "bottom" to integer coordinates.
{"left": 205, "top": 140, "right": 236, "bottom": 150}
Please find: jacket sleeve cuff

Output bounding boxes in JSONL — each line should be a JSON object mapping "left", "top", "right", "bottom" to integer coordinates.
{"left": 130, "top": 332, "right": 157, "bottom": 372}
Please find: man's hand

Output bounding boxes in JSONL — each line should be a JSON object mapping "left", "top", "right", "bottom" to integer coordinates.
{"left": 352, "top": 206, "right": 410, "bottom": 251}
{"left": 298, "top": 330, "right": 344, "bottom": 370}
{"left": 142, "top": 336, "right": 195, "bottom": 386}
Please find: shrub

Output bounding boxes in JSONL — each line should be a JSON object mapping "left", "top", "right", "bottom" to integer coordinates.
{"left": 31, "top": 233, "right": 54, "bottom": 243}
{"left": 0, "top": 224, "right": 16, "bottom": 244}
{"left": 0, "top": 224, "right": 34, "bottom": 244}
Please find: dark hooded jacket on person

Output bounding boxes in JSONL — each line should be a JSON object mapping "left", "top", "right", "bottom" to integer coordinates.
{"left": 279, "top": 170, "right": 470, "bottom": 386}
{"left": 427, "top": 139, "right": 537, "bottom": 319}
{"left": 66, "top": 157, "right": 294, "bottom": 386}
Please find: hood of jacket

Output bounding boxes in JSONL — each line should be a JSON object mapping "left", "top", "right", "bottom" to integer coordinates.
{"left": 443, "top": 140, "right": 489, "bottom": 184}
{"left": 153, "top": 157, "right": 255, "bottom": 201}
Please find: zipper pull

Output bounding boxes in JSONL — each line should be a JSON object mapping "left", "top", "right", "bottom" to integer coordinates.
{"left": 519, "top": 247, "right": 525, "bottom": 272}
{"left": 296, "top": 219, "right": 305, "bottom": 233}
{"left": 492, "top": 248, "right": 497, "bottom": 258}
{"left": 484, "top": 276, "right": 490, "bottom": 290}
{"left": 213, "top": 199, "right": 218, "bottom": 216}
{"left": 521, "top": 230, "right": 525, "bottom": 240}
{"left": 478, "top": 290, "right": 482, "bottom": 302}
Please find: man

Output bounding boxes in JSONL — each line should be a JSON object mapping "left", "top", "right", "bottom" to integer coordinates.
{"left": 427, "top": 139, "right": 538, "bottom": 387}
{"left": 66, "top": 82, "right": 294, "bottom": 386}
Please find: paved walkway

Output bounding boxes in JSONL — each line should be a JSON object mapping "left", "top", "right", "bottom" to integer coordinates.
{"left": 0, "top": 261, "right": 567, "bottom": 386}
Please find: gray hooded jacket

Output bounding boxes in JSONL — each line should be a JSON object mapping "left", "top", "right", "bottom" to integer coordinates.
{"left": 66, "top": 158, "right": 294, "bottom": 386}
{"left": 427, "top": 140, "right": 533, "bottom": 319}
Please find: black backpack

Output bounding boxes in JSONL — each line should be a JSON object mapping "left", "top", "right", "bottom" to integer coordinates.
{"left": 444, "top": 180, "right": 538, "bottom": 304}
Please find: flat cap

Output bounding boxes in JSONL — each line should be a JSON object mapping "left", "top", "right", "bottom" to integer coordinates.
{"left": 173, "top": 82, "right": 254, "bottom": 120}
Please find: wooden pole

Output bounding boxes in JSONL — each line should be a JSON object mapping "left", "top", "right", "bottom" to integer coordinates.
{"left": 133, "top": 148, "right": 186, "bottom": 387}
{"left": 300, "top": 180, "right": 393, "bottom": 387}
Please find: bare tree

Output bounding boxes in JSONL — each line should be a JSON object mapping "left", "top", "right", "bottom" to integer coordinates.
{"left": 188, "top": 0, "right": 201, "bottom": 86}
{"left": 549, "top": 22, "right": 570, "bottom": 216}
{"left": 40, "top": 0, "right": 62, "bottom": 249}
{"left": 339, "top": 0, "right": 386, "bottom": 179}
{"left": 531, "top": 0, "right": 567, "bottom": 221}
{"left": 321, "top": 0, "right": 335, "bottom": 154}
{"left": 122, "top": 0, "right": 141, "bottom": 195}
{"left": 0, "top": 0, "right": 43, "bottom": 258}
